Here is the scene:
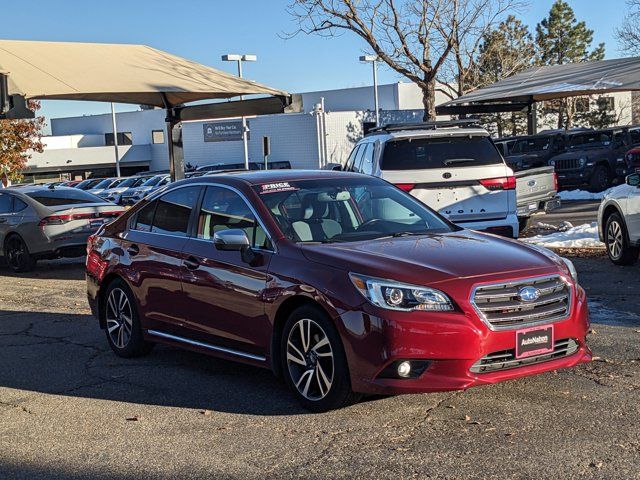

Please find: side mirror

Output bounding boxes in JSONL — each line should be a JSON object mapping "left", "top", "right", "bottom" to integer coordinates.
{"left": 322, "top": 163, "right": 343, "bottom": 171}
{"left": 213, "top": 229, "right": 255, "bottom": 263}
{"left": 213, "top": 229, "right": 250, "bottom": 251}
{"left": 626, "top": 173, "right": 640, "bottom": 187}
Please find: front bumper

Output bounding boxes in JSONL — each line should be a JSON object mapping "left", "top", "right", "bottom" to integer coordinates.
{"left": 338, "top": 283, "right": 591, "bottom": 395}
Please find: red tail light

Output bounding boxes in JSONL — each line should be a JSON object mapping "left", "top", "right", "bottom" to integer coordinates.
{"left": 395, "top": 183, "right": 416, "bottom": 192}
{"left": 39, "top": 210, "right": 123, "bottom": 227}
{"left": 86, "top": 234, "right": 108, "bottom": 281}
{"left": 479, "top": 176, "right": 516, "bottom": 191}
{"left": 553, "top": 172, "right": 559, "bottom": 192}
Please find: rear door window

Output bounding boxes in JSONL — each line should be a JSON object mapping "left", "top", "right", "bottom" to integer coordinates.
{"left": 133, "top": 201, "right": 157, "bottom": 233}
{"left": 380, "top": 136, "right": 503, "bottom": 170}
{"left": 13, "top": 198, "right": 28, "bottom": 212}
{"left": 344, "top": 145, "right": 362, "bottom": 171}
{"left": 360, "top": 143, "right": 376, "bottom": 175}
{"left": 151, "top": 187, "right": 201, "bottom": 237}
{"left": 0, "top": 193, "right": 12, "bottom": 214}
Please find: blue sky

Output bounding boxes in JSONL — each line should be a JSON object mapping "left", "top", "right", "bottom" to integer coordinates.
{"left": 0, "top": 0, "right": 628, "bottom": 129}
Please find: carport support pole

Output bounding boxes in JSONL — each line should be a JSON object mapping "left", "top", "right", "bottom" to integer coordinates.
{"left": 527, "top": 103, "right": 538, "bottom": 135}
{"left": 165, "top": 108, "right": 185, "bottom": 182}
{"left": 110, "top": 103, "right": 121, "bottom": 177}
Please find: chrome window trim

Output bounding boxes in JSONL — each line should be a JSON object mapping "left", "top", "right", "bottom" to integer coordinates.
{"left": 127, "top": 181, "right": 277, "bottom": 253}
{"left": 147, "top": 329, "right": 266, "bottom": 361}
{"left": 470, "top": 274, "right": 573, "bottom": 331}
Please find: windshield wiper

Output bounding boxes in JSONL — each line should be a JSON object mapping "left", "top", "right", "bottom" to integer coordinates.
{"left": 443, "top": 158, "right": 476, "bottom": 166}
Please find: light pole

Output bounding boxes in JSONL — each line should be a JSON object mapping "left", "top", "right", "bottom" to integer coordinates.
{"left": 222, "top": 54, "right": 257, "bottom": 170}
{"left": 359, "top": 55, "right": 380, "bottom": 127}
{"left": 110, "top": 102, "right": 121, "bottom": 177}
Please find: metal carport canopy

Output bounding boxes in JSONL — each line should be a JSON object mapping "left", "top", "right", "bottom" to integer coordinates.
{"left": 436, "top": 56, "right": 640, "bottom": 117}
{"left": 0, "top": 39, "right": 301, "bottom": 179}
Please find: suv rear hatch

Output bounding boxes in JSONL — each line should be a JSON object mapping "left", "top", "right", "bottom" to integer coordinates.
{"left": 379, "top": 134, "right": 514, "bottom": 223}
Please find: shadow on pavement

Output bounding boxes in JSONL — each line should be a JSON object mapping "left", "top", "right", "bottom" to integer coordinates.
{"left": 0, "top": 309, "right": 309, "bottom": 416}
{"left": 0, "top": 258, "right": 86, "bottom": 281}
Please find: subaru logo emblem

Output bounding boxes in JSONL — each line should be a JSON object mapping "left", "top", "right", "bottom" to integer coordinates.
{"left": 518, "top": 286, "right": 540, "bottom": 302}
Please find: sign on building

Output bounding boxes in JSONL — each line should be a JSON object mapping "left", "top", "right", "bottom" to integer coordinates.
{"left": 203, "top": 121, "right": 244, "bottom": 142}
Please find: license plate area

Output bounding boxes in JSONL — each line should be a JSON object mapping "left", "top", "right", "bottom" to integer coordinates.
{"left": 89, "top": 219, "right": 106, "bottom": 228}
{"left": 516, "top": 325, "right": 554, "bottom": 359}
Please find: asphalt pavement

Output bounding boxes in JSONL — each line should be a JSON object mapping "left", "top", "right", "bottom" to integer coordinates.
{"left": 527, "top": 200, "right": 600, "bottom": 229}
{"left": 0, "top": 256, "right": 638, "bottom": 479}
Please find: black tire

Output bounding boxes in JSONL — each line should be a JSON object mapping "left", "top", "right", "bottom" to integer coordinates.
{"left": 103, "top": 278, "right": 154, "bottom": 358}
{"left": 5, "top": 234, "right": 36, "bottom": 273}
{"left": 518, "top": 216, "right": 531, "bottom": 234}
{"left": 605, "top": 212, "right": 639, "bottom": 266}
{"left": 281, "top": 305, "right": 361, "bottom": 412}
{"left": 589, "top": 165, "right": 611, "bottom": 192}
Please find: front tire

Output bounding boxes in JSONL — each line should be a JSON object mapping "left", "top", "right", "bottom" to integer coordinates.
{"left": 605, "top": 213, "right": 639, "bottom": 265}
{"left": 5, "top": 235, "right": 36, "bottom": 273}
{"left": 103, "top": 279, "right": 154, "bottom": 357}
{"left": 518, "top": 216, "right": 531, "bottom": 234}
{"left": 281, "top": 305, "right": 361, "bottom": 412}
{"left": 590, "top": 165, "right": 611, "bottom": 192}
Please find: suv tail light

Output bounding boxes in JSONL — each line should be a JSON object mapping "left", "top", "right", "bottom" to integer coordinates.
{"left": 479, "top": 176, "right": 516, "bottom": 191}
{"left": 395, "top": 183, "right": 416, "bottom": 192}
{"left": 553, "top": 172, "right": 559, "bottom": 192}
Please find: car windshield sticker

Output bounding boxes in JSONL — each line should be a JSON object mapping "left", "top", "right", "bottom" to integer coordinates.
{"left": 259, "top": 182, "right": 299, "bottom": 194}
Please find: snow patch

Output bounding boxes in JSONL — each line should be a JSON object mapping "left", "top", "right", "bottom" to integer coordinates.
{"left": 558, "top": 184, "right": 628, "bottom": 201}
{"left": 522, "top": 222, "right": 604, "bottom": 249}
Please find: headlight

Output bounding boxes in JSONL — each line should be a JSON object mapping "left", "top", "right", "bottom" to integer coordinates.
{"left": 549, "top": 159, "right": 556, "bottom": 167}
{"left": 561, "top": 257, "right": 578, "bottom": 285}
{"left": 578, "top": 157, "right": 587, "bottom": 167}
{"left": 349, "top": 273, "right": 454, "bottom": 312}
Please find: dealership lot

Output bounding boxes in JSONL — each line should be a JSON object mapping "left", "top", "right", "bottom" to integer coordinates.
{"left": 1, "top": 254, "right": 638, "bottom": 479}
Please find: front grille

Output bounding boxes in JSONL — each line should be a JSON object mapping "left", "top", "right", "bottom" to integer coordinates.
{"left": 470, "top": 338, "right": 579, "bottom": 373}
{"left": 472, "top": 276, "right": 571, "bottom": 330}
{"left": 554, "top": 158, "right": 581, "bottom": 170}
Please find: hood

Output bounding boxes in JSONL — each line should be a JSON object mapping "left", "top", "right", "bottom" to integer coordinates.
{"left": 300, "top": 230, "right": 564, "bottom": 285}
{"left": 505, "top": 153, "right": 545, "bottom": 171}
{"left": 554, "top": 147, "right": 607, "bottom": 160}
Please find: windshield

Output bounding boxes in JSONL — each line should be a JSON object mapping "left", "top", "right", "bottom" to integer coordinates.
{"left": 380, "top": 136, "right": 503, "bottom": 170}
{"left": 26, "top": 188, "right": 106, "bottom": 206}
{"left": 93, "top": 179, "right": 116, "bottom": 189}
{"left": 141, "top": 175, "right": 165, "bottom": 187}
{"left": 569, "top": 132, "right": 611, "bottom": 149}
{"left": 511, "top": 137, "right": 551, "bottom": 154}
{"left": 77, "top": 179, "right": 101, "bottom": 189}
{"left": 255, "top": 178, "right": 454, "bottom": 243}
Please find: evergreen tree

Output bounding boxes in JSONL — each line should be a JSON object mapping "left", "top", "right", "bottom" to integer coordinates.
{"left": 473, "top": 15, "right": 534, "bottom": 137}
{"left": 535, "top": 0, "right": 605, "bottom": 129}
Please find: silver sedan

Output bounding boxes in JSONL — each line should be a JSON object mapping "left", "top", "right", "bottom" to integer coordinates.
{"left": 0, "top": 186, "right": 124, "bottom": 272}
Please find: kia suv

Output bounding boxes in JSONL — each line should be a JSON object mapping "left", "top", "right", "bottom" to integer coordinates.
{"left": 598, "top": 172, "right": 640, "bottom": 265}
{"left": 87, "top": 171, "right": 591, "bottom": 411}
{"left": 342, "top": 121, "right": 519, "bottom": 238}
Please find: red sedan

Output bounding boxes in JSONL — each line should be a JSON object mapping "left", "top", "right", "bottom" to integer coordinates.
{"left": 86, "top": 171, "right": 591, "bottom": 411}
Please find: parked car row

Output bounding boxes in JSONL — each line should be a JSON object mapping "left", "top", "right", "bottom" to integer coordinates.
{"left": 496, "top": 126, "right": 640, "bottom": 192}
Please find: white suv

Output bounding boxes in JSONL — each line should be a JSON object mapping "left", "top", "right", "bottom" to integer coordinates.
{"left": 598, "top": 173, "right": 640, "bottom": 265}
{"left": 343, "top": 122, "right": 519, "bottom": 238}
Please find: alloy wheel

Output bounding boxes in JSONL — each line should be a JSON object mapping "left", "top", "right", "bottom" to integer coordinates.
{"left": 6, "top": 237, "right": 25, "bottom": 270}
{"left": 106, "top": 288, "right": 133, "bottom": 349}
{"left": 286, "top": 318, "right": 334, "bottom": 401}
{"left": 607, "top": 220, "right": 623, "bottom": 260}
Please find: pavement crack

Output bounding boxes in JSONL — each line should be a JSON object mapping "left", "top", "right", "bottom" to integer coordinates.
{"left": 0, "top": 400, "right": 36, "bottom": 415}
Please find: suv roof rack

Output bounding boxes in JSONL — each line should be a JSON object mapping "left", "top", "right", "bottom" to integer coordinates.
{"left": 367, "top": 119, "right": 481, "bottom": 134}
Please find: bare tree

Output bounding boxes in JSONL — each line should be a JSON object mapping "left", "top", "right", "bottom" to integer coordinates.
{"left": 286, "top": 0, "right": 522, "bottom": 120}
{"left": 616, "top": 0, "right": 640, "bottom": 54}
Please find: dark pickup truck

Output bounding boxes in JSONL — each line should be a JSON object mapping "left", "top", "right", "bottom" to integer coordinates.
{"left": 505, "top": 133, "right": 566, "bottom": 171}
{"left": 550, "top": 127, "right": 640, "bottom": 191}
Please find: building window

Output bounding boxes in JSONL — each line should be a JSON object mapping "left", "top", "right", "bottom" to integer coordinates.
{"left": 601, "top": 97, "right": 615, "bottom": 111}
{"left": 152, "top": 130, "right": 165, "bottom": 144}
{"left": 575, "top": 97, "right": 590, "bottom": 113}
{"left": 105, "top": 132, "right": 133, "bottom": 146}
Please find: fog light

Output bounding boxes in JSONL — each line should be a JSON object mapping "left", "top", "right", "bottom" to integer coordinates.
{"left": 397, "top": 361, "right": 412, "bottom": 378}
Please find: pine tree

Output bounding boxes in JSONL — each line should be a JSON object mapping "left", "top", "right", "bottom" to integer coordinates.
{"left": 535, "top": 0, "right": 605, "bottom": 129}
{"left": 473, "top": 15, "right": 534, "bottom": 137}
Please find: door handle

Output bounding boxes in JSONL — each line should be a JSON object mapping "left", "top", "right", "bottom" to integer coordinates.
{"left": 183, "top": 256, "right": 200, "bottom": 271}
{"left": 127, "top": 244, "right": 140, "bottom": 256}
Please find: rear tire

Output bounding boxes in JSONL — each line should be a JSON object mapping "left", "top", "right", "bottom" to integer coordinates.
{"left": 281, "top": 305, "right": 361, "bottom": 412}
{"left": 5, "top": 235, "right": 36, "bottom": 273}
{"left": 605, "top": 212, "right": 639, "bottom": 266}
{"left": 103, "top": 279, "right": 154, "bottom": 358}
{"left": 589, "top": 165, "right": 611, "bottom": 192}
{"left": 518, "top": 216, "right": 531, "bottom": 234}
